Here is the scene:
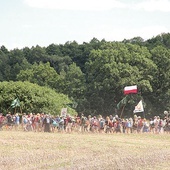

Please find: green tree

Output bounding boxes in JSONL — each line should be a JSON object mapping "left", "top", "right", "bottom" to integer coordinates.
{"left": 62, "top": 63, "right": 85, "bottom": 96}
{"left": 122, "top": 36, "right": 144, "bottom": 46}
{"left": 59, "top": 63, "right": 86, "bottom": 112}
{"left": 149, "top": 46, "right": 170, "bottom": 112}
{"left": 46, "top": 43, "right": 62, "bottom": 56}
{"left": 7, "top": 49, "right": 31, "bottom": 81}
{"left": 17, "top": 62, "right": 61, "bottom": 91}
{"left": 25, "top": 45, "right": 48, "bottom": 64}
{"left": 0, "top": 45, "right": 9, "bottom": 54}
{"left": 0, "top": 81, "right": 76, "bottom": 115}
{"left": 146, "top": 33, "right": 170, "bottom": 49}
{"left": 85, "top": 42, "right": 156, "bottom": 116}
{"left": 0, "top": 49, "right": 10, "bottom": 81}
{"left": 49, "top": 55, "right": 73, "bottom": 74}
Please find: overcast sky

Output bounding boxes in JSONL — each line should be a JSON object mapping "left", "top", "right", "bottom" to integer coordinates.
{"left": 0, "top": 0, "right": 170, "bottom": 49}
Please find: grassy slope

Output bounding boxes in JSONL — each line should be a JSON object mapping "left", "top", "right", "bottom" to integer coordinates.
{"left": 0, "top": 131, "right": 170, "bottom": 170}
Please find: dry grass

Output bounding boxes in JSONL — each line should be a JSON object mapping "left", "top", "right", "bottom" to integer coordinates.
{"left": 0, "top": 130, "right": 170, "bottom": 170}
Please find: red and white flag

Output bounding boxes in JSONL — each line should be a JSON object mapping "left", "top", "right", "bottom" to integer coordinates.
{"left": 124, "top": 85, "right": 137, "bottom": 95}
{"left": 133, "top": 100, "right": 144, "bottom": 113}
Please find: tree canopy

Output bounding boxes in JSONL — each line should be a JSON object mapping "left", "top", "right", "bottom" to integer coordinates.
{"left": 0, "top": 33, "right": 170, "bottom": 117}
{"left": 0, "top": 81, "right": 76, "bottom": 115}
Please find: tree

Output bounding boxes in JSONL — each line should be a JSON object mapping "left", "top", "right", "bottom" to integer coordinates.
{"left": 0, "top": 45, "right": 9, "bottom": 54}
{"left": 0, "top": 81, "right": 76, "bottom": 115}
{"left": 49, "top": 55, "right": 73, "bottom": 74}
{"left": 122, "top": 36, "right": 144, "bottom": 46}
{"left": 7, "top": 49, "right": 31, "bottom": 81}
{"left": 62, "top": 63, "right": 85, "bottom": 95}
{"left": 59, "top": 63, "right": 86, "bottom": 112}
{"left": 0, "top": 49, "right": 10, "bottom": 81}
{"left": 25, "top": 45, "right": 48, "bottom": 64}
{"left": 146, "top": 33, "right": 170, "bottom": 49}
{"left": 46, "top": 43, "right": 62, "bottom": 56}
{"left": 149, "top": 46, "right": 170, "bottom": 112}
{"left": 85, "top": 42, "right": 156, "bottom": 116}
{"left": 17, "top": 62, "right": 61, "bottom": 91}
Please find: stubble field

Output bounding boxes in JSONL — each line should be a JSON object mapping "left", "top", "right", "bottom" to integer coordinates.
{"left": 0, "top": 131, "right": 170, "bottom": 170}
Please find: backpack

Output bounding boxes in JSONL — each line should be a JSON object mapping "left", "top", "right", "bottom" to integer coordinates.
{"left": 68, "top": 117, "right": 72, "bottom": 123}
{"left": 159, "top": 120, "right": 162, "bottom": 127}
{"left": 93, "top": 119, "right": 98, "bottom": 126}
{"left": 117, "top": 122, "right": 121, "bottom": 129}
{"left": 150, "top": 121, "right": 154, "bottom": 128}
{"left": 23, "top": 118, "right": 28, "bottom": 124}
{"left": 127, "top": 121, "right": 131, "bottom": 128}
{"left": 138, "top": 119, "right": 143, "bottom": 127}
{"left": 59, "top": 119, "right": 64, "bottom": 125}
{"left": 81, "top": 117, "right": 85, "bottom": 124}
{"left": 100, "top": 120, "right": 104, "bottom": 128}
{"left": 109, "top": 121, "right": 113, "bottom": 127}
{"left": 52, "top": 120, "right": 58, "bottom": 127}
{"left": 46, "top": 117, "right": 50, "bottom": 124}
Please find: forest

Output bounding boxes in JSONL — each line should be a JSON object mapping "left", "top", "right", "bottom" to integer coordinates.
{"left": 0, "top": 33, "right": 170, "bottom": 118}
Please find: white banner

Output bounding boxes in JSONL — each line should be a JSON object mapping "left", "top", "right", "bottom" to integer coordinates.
{"left": 133, "top": 100, "right": 144, "bottom": 113}
{"left": 61, "top": 108, "right": 67, "bottom": 117}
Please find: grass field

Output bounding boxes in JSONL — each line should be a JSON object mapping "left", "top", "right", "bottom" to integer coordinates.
{"left": 0, "top": 131, "right": 170, "bottom": 170}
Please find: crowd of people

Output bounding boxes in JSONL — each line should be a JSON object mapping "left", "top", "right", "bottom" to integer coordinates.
{"left": 0, "top": 112, "right": 170, "bottom": 134}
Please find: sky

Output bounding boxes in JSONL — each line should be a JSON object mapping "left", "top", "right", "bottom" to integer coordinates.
{"left": 0, "top": 0, "right": 170, "bottom": 50}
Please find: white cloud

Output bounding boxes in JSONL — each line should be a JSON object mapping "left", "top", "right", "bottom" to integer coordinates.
{"left": 24, "top": 0, "right": 127, "bottom": 10}
{"left": 134, "top": 0, "right": 170, "bottom": 12}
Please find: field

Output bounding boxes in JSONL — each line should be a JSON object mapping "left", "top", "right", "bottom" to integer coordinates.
{"left": 0, "top": 131, "right": 170, "bottom": 170}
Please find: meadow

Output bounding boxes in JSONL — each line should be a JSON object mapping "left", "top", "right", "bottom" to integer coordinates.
{"left": 0, "top": 131, "right": 170, "bottom": 170}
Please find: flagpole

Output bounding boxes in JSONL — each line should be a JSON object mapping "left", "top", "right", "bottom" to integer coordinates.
{"left": 14, "top": 107, "right": 16, "bottom": 115}
{"left": 143, "top": 111, "right": 145, "bottom": 119}
{"left": 142, "top": 98, "right": 145, "bottom": 119}
{"left": 20, "top": 106, "right": 22, "bottom": 115}
{"left": 120, "top": 104, "right": 126, "bottom": 118}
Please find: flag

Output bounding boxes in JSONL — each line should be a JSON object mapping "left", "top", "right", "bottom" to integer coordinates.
{"left": 133, "top": 100, "right": 144, "bottom": 113}
{"left": 124, "top": 85, "right": 137, "bottom": 95}
{"left": 11, "top": 98, "right": 20, "bottom": 108}
{"left": 117, "top": 96, "right": 128, "bottom": 110}
{"left": 61, "top": 108, "right": 67, "bottom": 117}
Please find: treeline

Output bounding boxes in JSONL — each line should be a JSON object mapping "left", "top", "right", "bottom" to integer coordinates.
{"left": 0, "top": 33, "right": 170, "bottom": 117}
